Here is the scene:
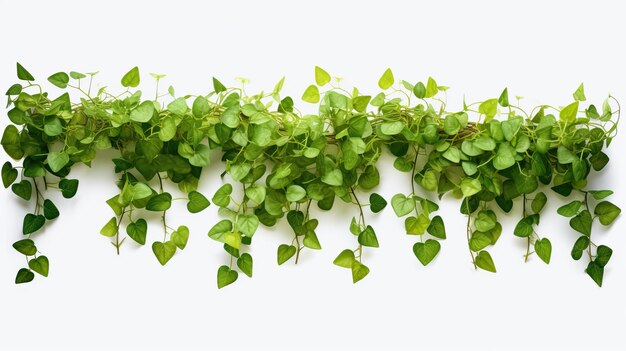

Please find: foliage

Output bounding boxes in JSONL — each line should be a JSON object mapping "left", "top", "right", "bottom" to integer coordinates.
{"left": 2, "top": 63, "right": 621, "bottom": 287}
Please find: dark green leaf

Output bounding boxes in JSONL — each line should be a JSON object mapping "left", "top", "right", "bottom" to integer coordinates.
{"left": 12, "top": 180, "right": 32, "bottom": 200}
{"left": 146, "top": 193, "right": 172, "bottom": 211}
{"left": 369, "top": 193, "right": 387, "bottom": 213}
{"left": 15, "top": 268, "right": 34, "bottom": 284}
{"left": 126, "top": 219, "right": 148, "bottom": 245}
{"left": 358, "top": 225, "right": 379, "bottom": 247}
{"left": 13, "top": 239, "right": 37, "bottom": 256}
{"left": 59, "top": 179, "right": 79, "bottom": 198}
{"left": 413, "top": 239, "right": 441, "bottom": 266}
{"left": 594, "top": 201, "right": 621, "bottom": 225}
{"left": 586, "top": 261, "right": 603, "bottom": 287}
{"left": 17, "top": 62, "right": 35, "bottom": 81}
{"left": 569, "top": 210, "right": 592, "bottom": 236}
{"left": 571, "top": 236, "right": 589, "bottom": 260}
{"left": 237, "top": 253, "right": 253, "bottom": 277}
{"left": 23, "top": 214, "right": 45, "bottom": 235}
{"left": 28, "top": 256, "right": 49, "bottom": 277}
{"left": 187, "top": 191, "right": 210, "bottom": 213}
{"left": 43, "top": 199, "right": 59, "bottom": 220}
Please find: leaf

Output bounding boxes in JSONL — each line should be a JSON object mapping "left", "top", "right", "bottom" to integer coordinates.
{"left": 478, "top": 99, "right": 498, "bottom": 121}
{"left": 15, "top": 268, "right": 34, "bottom": 284}
{"left": 413, "top": 82, "right": 426, "bottom": 98}
{"left": 121, "top": 66, "right": 140, "bottom": 87}
{"left": 380, "top": 121, "right": 404, "bottom": 135}
{"left": 152, "top": 241, "right": 177, "bottom": 266}
{"left": 571, "top": 236, "right": 589, "bottom": 260}
{"left": 424, "top": 77, "right": 438, "bottom": 98}
{"left": 534, "top": 238, "right": 552, "bottom": 264}
{"left": 321, "top": 169, "right": 343, "bottom": 186}
{"left": 213, "top": 77, "right": 227, "bottom": 93}
{"left": 47, "top": 151, "right": 69, "bottom": 172}
{"left": 126, "top": 219, "right": 148, "bottom": 245}
{"left": 492, "top": 144, "right": 516, "bottom": 170}
{"left": 531, "top": 192, "right": 547, "bottom": 214}
{"left": 391, "top": 194, "right": 415, "bottom": 217}
{"left": 208, "top": 219, "right": 233, "bottom": 242}
{"left": 286, "top": 185, "right": 306, "bottom": 202}
{"left": 2, "top": 162, "right": 18, "bottom": 188}
{"left": 303, "top": 231, "right": 322, "bottom": 249}
{"left": 369, "top": 193, "right": 387, "bottom": 213}
{"left": 559, "top": 101, "right": 579, "bottom": 123}
{"left": 192, "top": 96, "right": 210, "bottom": 118}
{"left": 573, "top": 83, "right": 586, "bottom": 101}
{"left": 475, "top": 250, "right": 496, "bottom": 273}
{"left": 557, "top": 146, "right": 577, "bottom": 164}
{"left": 187, "top": 191, "right": 210, "bottom": 213}
{"left": 378, "top": 68, "right": 394, "bottom": 90}
{"left": 513, "top": 215, "right": 536, "bottom": 237}
{"left": 460, "top": 178, "right": 481, "bottom": 197}
{"left": 171, "top": 226, "right": 190, "bottom": 250}
{"left": 470, "top": 232, "right": 491, "bottom": 251}
{"left": 245, "top": 185, "right": 266, "bottom": 205}
{"left": 569, "top": 210, "right": 592, "bottom": 236}
{"left": 146, "top": 193, "right": 172, "bottom": 211}
{"left": 315, "top": 66, "right": 331, "bottom": 86}
{"left": 277, "top": 244, "right": 297, "bottom": 265}
{"left": 237, "top": 214, "right": 259, "bottom": 237}
{"left": 28, "top": 256, "right": 49, "bottom": 277}
{"left": 334, "top": 249, "right": 355, "bottom": 268}
{"left": 589, "top": 190, "right": 613, "bottom": 200}
{"left": 70, "top": 71, "right": 86, "bottom": 79}
{"left": 99, "top": 217, "right": 118, "bottom": 237}
{"left": 130, "top": 101, "right": 155, "bottom": 122}
{"left": 17, "top": 62, "right": 35, "bottom": 81}
{"left": 44, "top": 116, "right": 63, "bottom": 136}
{"left": 212, "top": 183, "right": 233, "bottom": 207}
{"left": 413, "top": 239, "right": 441, "bottom": 266}
{"left": 237, "top": 253, "right": 253, "bottom": 277}
{"left": 557, "top": 200, "right": 582, "bottom": 217}
{"left": 427, "top": 216, "right": 446, "bottom": 239}
{"left": 351, "top": 261, "right": 370, "bottom": 283}
{"left": 586, "top": 261, "right": 603, "bottom": 287}
{"left": 59, "top": 179, "right": 79, "bottom": 198}
{"left": 217, "top": 265, "right": 238, "bottom": 288}
{"left": 13, "top": 239, "right": 37, "bottom": 256}
{"left": 498, "top": 88, "right": 509, "bottom": 107}
{"left": 12, "top": 180, "right": 32, "bottom": 200}
{"left": 302, "top": 85, "right": 320, "bottom": 103}
{"left": 596, "top": 245, "right": 612, "bottom": 268}
{"left": 43, "top": 199, "right": 59, "bottom": 220}
{"left": 594, "top": 201, "right": 621, "bottom": 225}
{"left": 2, "top": 125, "right": 24, "bottom": 159}
{"left": 23, "top": 213, "right": 45, "bottom": 235}
{"left": 188, "top": 144, "right": 211, "bottom": 167}
{"left": 48, "top": 72, "right": 70, "bottom": 88}
{"left": 358, "top": 225, "right": 379, "bottom": 247}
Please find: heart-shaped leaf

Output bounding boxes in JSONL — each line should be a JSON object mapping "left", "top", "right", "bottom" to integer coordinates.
{"left": 152, "top": 241, "right": 176, "bottom": 266}
{"left": 15, "top": 268, "right": 34, "bottom": 284}
{"left": 2, "top": 162, "right": 18, "bottom": 188}
{"left": 413, "top": 239, "right": 441, "bottom": 266}
{"left": 28, "top": 256, "right": 49, "bottom": 277}
{"left": 126, "top": 219, "right": 147, "bottom": 245}
{"left": 277, "top": 244, "right": 296, "bottom": 265}
{"left": 217, "top": 265, "right": 238, "bottom": 288}
{"left": 23, "top": 214, "right": 45, "bottom": 235}
{"left": 534, "top": 238, "right": 552, "bottom": 264}
{"left": 43, "top": 199, "right": 59, "bottom": 220}
{"left": 12, "top": 180, "right": 32, "bottom": 200}
{"left": 237, "top": 253, "right": 253, "bottom": 278}
{"left": 171, "top": 226, "right": 189, "bottom": 250}
{"left": 187, "top": 191, "right": 210, "bottom": 213}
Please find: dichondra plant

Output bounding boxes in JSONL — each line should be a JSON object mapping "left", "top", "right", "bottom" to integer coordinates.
{"left": 2, "top": 63, "right": 621, "bottom": 287}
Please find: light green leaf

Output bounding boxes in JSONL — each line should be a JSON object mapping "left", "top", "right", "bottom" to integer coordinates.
{"left": 573, "top": 83, "right": 586, "bottom": 101}
{"left": 334, "top": 249, "right": 355, "bottom": 268}
{"left": 391, "top": 193, "right": 415, "bottom": 217}
{"left": 460, "top": 178, "right": 481, "bottom": 197}
{"left": 378, "top": 68, "right": 394, "bottom": 90}
{"left": 475, "top": 250, "right": 496, "bottom": 273}
{"left": 321, "top": 169, "right": 343, "bottom": 186}
{"left": 212, "top": 183, "right": 233, "bottom": 207}
{"left": 286, "top": 185, "right": 306, "bottom": 202}
{"left": 302, "top": 85, "right": 320, "bottom": 103}
{"left": 425, "top": 77, "right": 438, "bottom": 98}
{"left": 413, "top": 239, "right": 441, "bottom": 266}
{"left": 594, "top": 201, "right": 621, "bottom": 225}
{"left": 130, "top": 101, "right": 155, "bottom": 122}
{"left": 237, "top": 214, "right": 259, "bottom": 237}
{"left": 315, "top": 66, "right": 331, "bottom": 86}
{"left": 100, "top": 217, "right": 118, "bottom": 237}
{"left": 277, "top": 244, "right": 296, "bottom": 265}
{"left": 559, "top": 101, "right": 579, "bottom": 123}
{"left": 121, "top": 66, "right": 140, "bottom": 87}
{"left": 47, "top": 152, "right": 69, "bottom": 172}
{"left": 48, "top": 72, "right": 69, "bottom": 88}
{"left": 534, "top": 238, "right": 552, "bottom": 264}
{"left": 351, "top": 261, "right": 369, "bottom": 283}
{"left": 171, "top": 226, "right": 190, "bottom": 250}
{"left": 237, "top": 253, "right": 253, "bottom": 277}
{"left": 380, "top": 121, "right": 404, "bottom": 135}
{"left": 479, "top": 99, "right": 498, "bottom": 121}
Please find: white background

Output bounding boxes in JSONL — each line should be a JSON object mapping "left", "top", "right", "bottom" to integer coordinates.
{"left": 1, "top": 1, "right": 625, "bottom": 350}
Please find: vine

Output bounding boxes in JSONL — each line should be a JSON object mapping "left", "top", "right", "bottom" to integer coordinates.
{"left": 2, "top": 63, "right": 621, "bottom": 287}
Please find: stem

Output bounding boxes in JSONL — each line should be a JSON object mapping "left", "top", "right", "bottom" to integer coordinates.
{"left": 465, "top": 199, "right": 477, "bottom": 269}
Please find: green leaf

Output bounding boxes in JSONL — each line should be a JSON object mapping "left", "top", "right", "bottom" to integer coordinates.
{"left": 70, "top": 71, "right": 86, "bottom": 79}
{"left": 315, "top": 66, "right": 331, "bottom": 86}
{"left": 99, "top": 217, "right": 117, "bottom": 237}
{"left": 43, "top": 199, "right": 59, "bottom": 220}
{"left": 286, "top": 185, "right": 306, "bottom": 202}
{"left": 473, "top": 136, "right": 496, "bottom": 151}
{"left": 493, "top": 144, "right": 516, "bottom": 170}
{"left": 217, "top": 265, "right": 238, "bottom": 288}
{"left": 391, "top": 194, "right": 415, "bottom": 217}
{"left": 413, "top": 239, "right": 441, "bottom": 266}
{"left": 245, "top": 185, "right": 266, "bottom": 205}
{"left": 460, "top": 178, "right": 481, "bottom": 197}
{"left": 208, "top": 219, "right": 233, "bottom": 242}
{"left": 213, "top": 77, "right": 227, "bottom": 93}
{"left": 28, "top": 256, "right": 49, "bottom": 277}
{"left": 277, "top": 244, "right": 297, "bottom": 265}
{"left": 237, "top": 253, "right": 253, "bottom": 277}
{"left": 475, "top": 250, "right": 496, "bottom": 273}
{"left": 6, "top": 83, "right": 22, "bottom": 95}
{"left": 146, "top": 193, "right": 172, "bottom": 211}
{"left": 2, "top": 162, "right": 18, "bottom": 188}
{"left": 586, "top": 261, "right": 603, "bottom": 287}
{"left": 12, "top": 180, "right": 32, "bottom": 200}
{"left": 303, "top": 231, "right": 322, "bottom": 249}
{"left": 380, "top": 121, "right": 404, "bottom": 135}
{"left": 557, "top": 146, "right": 577, "bottom": 164}
{"left": 573, "top": 83, "right": 586, "bottom": 101}
{"left": 569, "top": 210, "right": 592, "bottom": 236}
{"left": 187, "top": 191, "right": 210, "bottom": 213}
{"left": 589, "top": 190, "right": 613, "bottom": 200}
{"left": 212, "top": 183, "right": 233, "bottom": 207}
{"left": 498, "top": 88, "right": 509, "bottom": 107}
{"left": 513, "top": 215, "right": 536, "bottom": 237}
{"left": 130, "top": 101, "right": 155, "bottom": 122}
{"left": 351, "top": 261, "right": 370, "bottom": 283}
{"left": 59, "top": 179, "right": 79, "bottom": 198}
{"left": 121, "top": 66, "right": 140, "bottom": 87}
{"left": 321, "top": 169, "right": 343, "bottom": 186}
{"left": 2, "top": 125, "right": 24, "bottom": 159}
{"left": 531, "top": 192, "right": 547, "bottom": 214}
{"left": 17, "top": 62, "right": 35, "bottom": 81}
{"left": 126, "top": 219, "right": 148, "bottom": 245}
{"left": 334, "top": 249, "right": 355, "bottom": 268}
{"left": 559, "top": 101, "right": 579, "bottom": 123}
{"left": 378, "top": 68, "right": 394, "bottom": 90}
{"left": 594, "top": 201, "right": 621, "bottom": 225}
{"left": 302, "top": 85, "right": 320, "bottom": 103}
{"left": 47, "top": 72, "right": 70, "bottom": 88}
{"left": 47, "top": 152, "right": 69, "bottom": 173}
{"left": 237, "top": 214, "right": 259, "bottom": 237}
{"left": 427, "top": 216, "right": 446, "bottom": 239}
{"left": 478, "top": 99, "right": 498, "bottom": 121}
{"left": 188, "top": 144, "right": 211, "bottom": 167}
{"left": 358, "top": 225, "right": 379, "bottom": 247}
{"left": 13, "top": 239, "right": 37, "bottom": 256}
{"left": 171, "top": 226, "right": 190, "bottom": 250}
{"left": 470, "top": 232, "right": 491, "bottom": 251}
{"left": 413, "top": 82, "right": 426, "bottom": 98}
{"left": 23, "top": 214, "right": 45, "bottom": 235}
{"left": 474, "top": 211, "right": 496, "bottom": 232}
{"left": 44, "top": 116, "right": 63, "bottom": 136}
{"left": 534, "top": 238, "right": 552, "bottom": 264}
{"left": 15, "top": 268, "right": 34, "bottom": 284}
{"left": 571, "top": 236, "right": 589, "bottom": 260}
{"left": 152, "top": 241, "right": 176, "bottom": 266}
{"left": 369, "top": 193, "right": 387, "bottom": 213}
{"left": 557, "top": 200, "right": 582, "bottom": 217}
{"left": 425, "top": 77, "right": 438, "bottom": 98}
{"left": 192, "top": 96, "right": 210, "bottom": 118}
{"left": 596, "top": 245, "right": 612, "bottom": 268}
